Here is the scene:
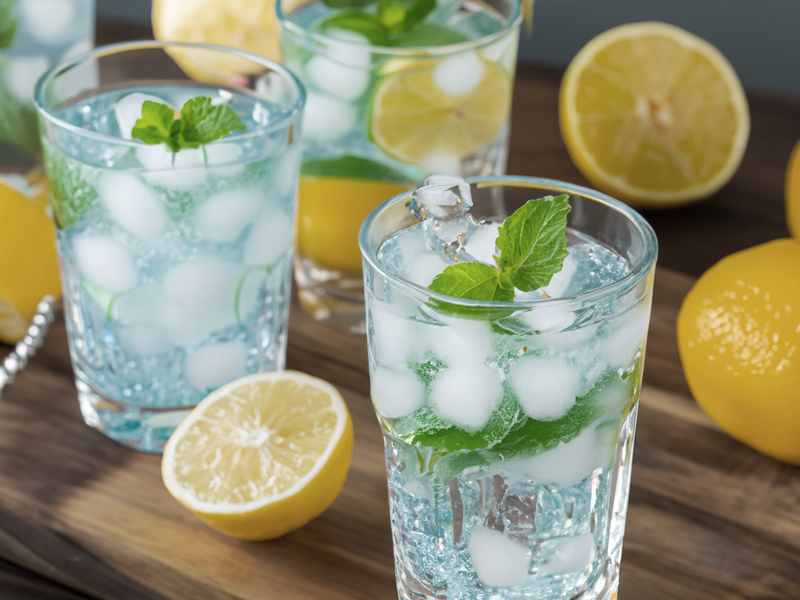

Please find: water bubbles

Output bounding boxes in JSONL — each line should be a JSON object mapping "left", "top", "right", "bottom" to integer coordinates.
{"left": 468, "top": 527, "right": 531, "bottom": 587}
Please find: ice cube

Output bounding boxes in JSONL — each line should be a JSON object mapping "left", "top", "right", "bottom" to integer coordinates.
{"left": 118, "top": 323, "right": 174, "bottom": 356}
{"left": 193, "top": 188, "right": 262, "bottom": 243}
{"left": 161, "top": 258, "right": 242, "bottom": 346}
{"left": 420, "top": 152, "right": 461, "bottom": 176}
{"left": 410, "top": 174, "right": 472, "bottom": 221}
{"left": 371, "top": 367, "right": 425, "bottom": 419}
{"left": 504, "top": 427, "right": 603, "bottom": 487}
{"left": 406, "top": 251, "right": 452, "bottom": 288}
{"left": 184, "top": 342, "right": 248, "bottom": 391}
{"left": 463, "top": 222, "right": 502, "bottom": 267}
{"left": 601, "top": 304, "right": 650, "bottom": 369}
{"left": 243, "top": 212, "right": 293, "bottom": 266}
{"left": 468, "top": 527, "right": 531, "bottom": 587}
{"left": 4, "top": 55, "right": 50, "bottom": 104}
{"left": 304, "top": 29, "right": 371, "bottom": 101}
{"left": 302, "top": 92, "right": 356, "bottom": 140}
{"left": 98, "top": 172, "right": 170, "bottom": 237}
{"left": 205, "top": 143, "right": 246, "bottom": 178}
{"left": 538, "top": 533, "right": 596, "bottom": 576}
{"left": 236, "top": 268, "right": 267, "bottom": 322}
{"left": 114, "top": 93, "right": 169, "bottom": 141}
{"left": 518, "top": 305, "right": 576, "bottom": 333}
{"left": 433, "top": 51, "right": 486, "bottom": 97}
{"left": 73, "top": 235, "right": 139, "bottom": 294}
{"left": 19, "top": 0, "right": 76, "bottom": 44}
{"left": 542, "top": 252, "right": 578, "bottom": 298}
{"left": 430, "top": 364, "right": 503, "bottom": 431}
{"left": 508, "top": 356, "right": 580, "bottom": 421}
{"left": 141, "top": 147, "right": 208, "bottom": 191}
{"left": 370, "top": 306, "right": 421, "bottom": 368}
{"left": 481, "top": 30, "right": 519, "bottom": 74}
{"left": 111, "top": 283, "right": 163, "bottom": 325}
{"left": 425, "top": 318, "right": 493, "bottom": 366}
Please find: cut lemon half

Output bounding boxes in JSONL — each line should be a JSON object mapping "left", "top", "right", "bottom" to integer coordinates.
{"left": 152, "top": 0, "right": 307, "bottom": 82}
{"left": 560, "top": 22, "right": 750, "bottom": 208}
{"left": 162, "top": 370, "right": 353, "bottom": 540}
{"left": 370, "top": 55, "right": 511, "bottom": 166}
{"left": 785, "top": 138, "right": 800, "bottom": 238}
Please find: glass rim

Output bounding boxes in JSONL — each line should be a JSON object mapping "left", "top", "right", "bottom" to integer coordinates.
{"left": 359, "top": 175, "right": 659, "bottom": 309}
{"left": 276, "top": 0, "right": 522, "bottom": 57}
{"left": 33, "top": 39, "right": 307, "bottom": 151}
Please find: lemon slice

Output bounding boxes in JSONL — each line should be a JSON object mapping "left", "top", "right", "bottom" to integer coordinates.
{"left": 785, "top": 138, "right": 800, "bottom": 238}
{"left": 370, "top": 54, "right": 511, "bottom": 166}
{"left": 162, "top": 370, "right": 353, "bottom": 540}
{"left": 559, "top": 22, "right": 750, "bottom": 208}
{"left": 152, "top": 0, "right": 306, "bottom": 82}
{"left": 0, "top": 174, "right": 61, "bottom": 344}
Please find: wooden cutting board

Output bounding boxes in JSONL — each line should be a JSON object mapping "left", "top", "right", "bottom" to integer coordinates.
{"left": 0, "top": 267, "right": 799, "bottom": 600}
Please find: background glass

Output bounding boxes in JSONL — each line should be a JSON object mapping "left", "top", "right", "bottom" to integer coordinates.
{"left": 360, "top": 176, "right": 657, "bottom": 599}
{"left": 35, "top": 41, "right": 305, "bottom": 452}
{"left": 278, "top": 0, "right": 521, "bottom": 331}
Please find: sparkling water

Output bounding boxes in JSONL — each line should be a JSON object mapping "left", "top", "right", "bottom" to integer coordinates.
{"left": 365, "top": 180, "right": 653, "bottom": 599}
{"left": 44, "top": 85, "right": 300, "bottom": 450}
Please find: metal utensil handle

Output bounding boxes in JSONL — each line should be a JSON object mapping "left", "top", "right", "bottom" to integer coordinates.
{"left": 0, "top": 296, "right": 57, "bottom": 398}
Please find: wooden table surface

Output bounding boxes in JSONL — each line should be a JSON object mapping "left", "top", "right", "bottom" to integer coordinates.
{"left": 2, "top": 19, "right": 800, "bottom": 600}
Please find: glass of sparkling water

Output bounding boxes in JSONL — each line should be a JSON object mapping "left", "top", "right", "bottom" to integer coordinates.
{"left": 278, "top": 0, "right": 521, "bottom": 330}
{"left": 360, "top": 176, "right": 657, "bottom": 599}
{"left": 34, "top": 41, "right": 305, "bottom": 452}
{"left": 0, "top": 0, "right": 94, "bottom": 169}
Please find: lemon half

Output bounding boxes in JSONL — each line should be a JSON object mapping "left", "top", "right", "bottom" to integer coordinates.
{"left": 560, "top": 22, "right": 750, "bottom": 208}
{"left": 162, "top": 370, "right": 353, "bottom": 540}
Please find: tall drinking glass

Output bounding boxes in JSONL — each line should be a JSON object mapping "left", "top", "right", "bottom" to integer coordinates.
{"left": 278, "top": 0, "right": 521, "bottom": 330}
{"left": 360, "top": 176, "right": 657, "bottom": 599}
{"left": 34, "top": 41, "right": 305, "bottom": 451}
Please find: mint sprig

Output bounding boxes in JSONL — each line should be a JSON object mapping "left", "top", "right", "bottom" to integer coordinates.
{"left": 0, "top": 1, "right": 17, "bottom": 50}
{"left": 429, "top": 195, "right": 571, "bottom": 301}
{"left": 131, "top": 97, "right": 246, "bottom": 153}
{"left": 317, "top": 0, "right": 442, "bottom": 45}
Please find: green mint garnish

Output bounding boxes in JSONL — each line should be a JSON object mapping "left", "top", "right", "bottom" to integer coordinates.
{"left": 0, "top": 1, "right": 17, "bottom": 50}
{"left": 131, "top": 97, "right": 246, "bottom": 153}
{"left": 317, "top": 0, "right": 439, "bottom": 45}
{"left": 429, "top": 194, "right": 571, "bottom": 300}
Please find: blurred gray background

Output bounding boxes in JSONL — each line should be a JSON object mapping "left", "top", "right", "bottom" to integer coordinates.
{"left": 97, "top": 0, "right": 800, "bottom": 95}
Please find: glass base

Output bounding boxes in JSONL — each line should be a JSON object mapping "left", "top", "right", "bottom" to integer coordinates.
{"left": 75, "top": 376, "right": 193, "bottom": 453}
{"left": 294, "top": 255, "right": 366, "bottom": 333}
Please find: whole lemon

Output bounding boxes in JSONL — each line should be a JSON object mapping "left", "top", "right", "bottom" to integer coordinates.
{"left": 0, "top": 175, "right": 61, "bottom": 344}
{"left": 677, "top": 238, "right": 800, "bottom": 465}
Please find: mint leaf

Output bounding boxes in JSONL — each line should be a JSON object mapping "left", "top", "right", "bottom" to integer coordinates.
{"left": 318, "top": 12, "right": 390, "bottom": 45}
{"left": 320, "top": 0, "right": 377, "bottom": 8}
{"left": 130, "top": 96, "right": 245, "bottom": 153}
{"left": 0, "top": 1, "right": 16, "bottom": 50}
{"left": 390, "top": 23, "right": 468, "bottom": 47}
{"left": 131, "top": 100, "right": 176, "bottom": 147}
{"left": 179, "top": 97, "right": 246, "bottom": 147}
{"left": 377, "top": 0, "right": 434, "bottom": 33}
{"left": 496, "top": 194, "right": 571, "bottom": 292}
{"left": 429, "top": 261, "right": 513, "bottom": 302}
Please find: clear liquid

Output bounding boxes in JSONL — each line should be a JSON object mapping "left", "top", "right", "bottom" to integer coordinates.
{"left": 368, "top": 224, "right": 647, "bottom": 598}
{"left": 45, "top": 85, "right": 300, "bottom": 449}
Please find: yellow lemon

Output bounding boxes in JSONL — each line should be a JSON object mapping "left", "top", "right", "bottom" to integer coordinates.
{"left": 677, "top": 238, "right": 800, "bottom": 465}
{"left": 560, "top": 22, "right": 750, "bottom": 208}
{"left": 162, "top": 370, "right": 353, "bottom": 540}
{"left": 152, "top": 0, "right": 307, "bottom": 82}
{"left": 370, "top": 58, "right": 511, "bottom": 166}
{"left": 0, "top": 174, "right": 61, "bottom": 345}
{"left": 785, "top": 138, "right": 800, "bottom": 238}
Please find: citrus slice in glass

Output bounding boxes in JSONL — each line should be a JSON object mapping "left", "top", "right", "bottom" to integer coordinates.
{"left": 162, "top": 370, "right": 353, "bottom": 540}
{"left": 559, "top": 22, "right": 750, "bottom": 208}
{"left": 370, "top": 54, "right": 512, "bottom": 166}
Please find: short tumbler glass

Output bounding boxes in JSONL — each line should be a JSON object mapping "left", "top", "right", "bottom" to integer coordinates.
{"left": 34, "top": 41, "right": 305, "bottom": 451}
{"left": 360, "top": 176, "right": 657, "bottom": 599}
{"left": 279, "top": 0, "right": 521, "bottom": 329}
